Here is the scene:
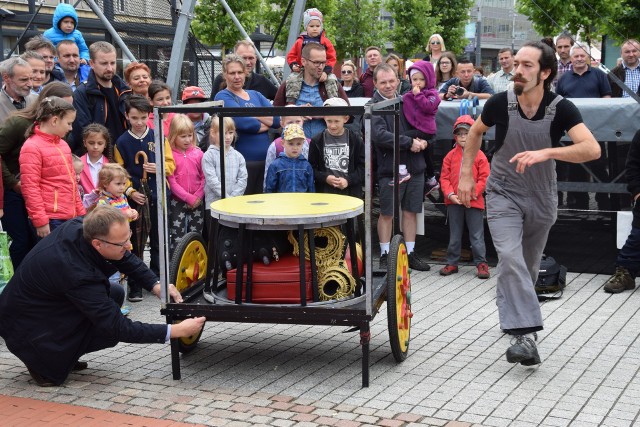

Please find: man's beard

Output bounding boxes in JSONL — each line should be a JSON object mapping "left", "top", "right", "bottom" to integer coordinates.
{"left": 513, "top": 71, "right": 541, "bottom": 95}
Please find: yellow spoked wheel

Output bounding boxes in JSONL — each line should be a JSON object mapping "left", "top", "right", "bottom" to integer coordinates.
{"left": 169, "top": 232, "right": 207, "bottom": 353}
{"left": 170, "top": 232, "right": 208, "bottom": 293}
{"left": 386, "top": 234, "right": 412, "bottom": 362}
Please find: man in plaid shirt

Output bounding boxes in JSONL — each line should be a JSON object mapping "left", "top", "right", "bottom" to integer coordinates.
{"left": 609, "top": 39, "right": 640, "bottom": 98}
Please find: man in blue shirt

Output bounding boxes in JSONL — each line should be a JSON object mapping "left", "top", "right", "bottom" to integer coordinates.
{"left": 439, "top": 59, "right": 494, "bottom": 100}
{"left": 556, "top": 44, "right": 611, "bottom": 210}
{"left": 274, "top": 43, "right": 349, "bottom": 138}
{"left": 556, "top": 45, "right": 611, "bottom": 98}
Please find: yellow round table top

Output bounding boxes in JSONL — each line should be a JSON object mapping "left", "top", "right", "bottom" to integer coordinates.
{"left": 210, "top": 193, "right": 363, "bottom": 227}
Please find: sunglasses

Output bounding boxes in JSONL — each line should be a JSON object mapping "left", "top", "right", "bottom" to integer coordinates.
{"left": 430, "top": 41, "right": 441, "bottom": 45}
{"left": 341, "top": 70, "right": 353, "bottom": 74}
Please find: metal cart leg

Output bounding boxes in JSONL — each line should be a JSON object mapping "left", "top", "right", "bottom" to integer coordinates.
{"left": 360, "top": 322, "right": 370, "bottom": 387}
{"left": 169, "top": 314, "right": 181, "bottom": 380}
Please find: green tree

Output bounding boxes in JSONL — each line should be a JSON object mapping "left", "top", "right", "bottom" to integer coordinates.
{"left": 191, "top": 0, "right": 262, "bottom": 54}
{"left": 332, "top": 0, "right": 389, "bottom": 61}
{"left": 516, "top": 0, "right": 617, "bottom": 44}
{"left": 431, "top": 0, "right": 474, "bottom": 55}
{"left": 384, "top": 0, "right": 437, "bottom": 59}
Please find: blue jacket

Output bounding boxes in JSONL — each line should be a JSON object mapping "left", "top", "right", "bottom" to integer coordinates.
{"left": 70, "top": 70, "right": 131, "bottom": 154}
{"left": 264, "top": 154, "right": 315, "bottom": 193}
{"left": 43, "top": 4, "right": 90, "bottom": 61}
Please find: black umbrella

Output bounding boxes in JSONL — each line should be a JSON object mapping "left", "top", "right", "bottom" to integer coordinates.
{"left": 133, "top": 151, "right": 152, "bottom": 259}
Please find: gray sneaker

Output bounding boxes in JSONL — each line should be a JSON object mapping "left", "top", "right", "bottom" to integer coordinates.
{"left": 506, "top": 334, "right": 541, "bottom": 365}
{"left": 603, "top": 266, "right": 635, "bottom": 293}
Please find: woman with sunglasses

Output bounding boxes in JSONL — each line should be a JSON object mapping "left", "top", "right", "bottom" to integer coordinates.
{"left": 435, "top": 51, "right": 458, "bottom": 90}
{"left": 339, "top": 60, "right": 364, "bottom": 98}
{"left": 425, "top": 33, "right": 446, "bottom": 67}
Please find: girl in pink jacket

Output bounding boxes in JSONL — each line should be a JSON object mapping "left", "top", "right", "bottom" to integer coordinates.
{"left": 166, "top": 114, "right": 205, "bottom": 254}
{"left": 20, "top": 96, "right": 85, "bottom": 238}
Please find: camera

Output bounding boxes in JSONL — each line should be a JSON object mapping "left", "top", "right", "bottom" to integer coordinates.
{"left": 455, "top": 86, "right": 465, "bottom": 96}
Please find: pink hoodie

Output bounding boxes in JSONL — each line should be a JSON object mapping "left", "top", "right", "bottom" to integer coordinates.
{"left": 167, "top": 145, "right": 205, "bottom": 205}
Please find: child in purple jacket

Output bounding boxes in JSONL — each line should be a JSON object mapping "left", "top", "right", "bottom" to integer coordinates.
{"left": 402, "top": 60, "right": 442, "bottom": 196}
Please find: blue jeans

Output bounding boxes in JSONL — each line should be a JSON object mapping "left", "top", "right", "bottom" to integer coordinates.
{"left": 617, "top": 227, "right": 640, "bottom": 277}
{"left": 1, "top": 190, "right": 37, "bottom": 269}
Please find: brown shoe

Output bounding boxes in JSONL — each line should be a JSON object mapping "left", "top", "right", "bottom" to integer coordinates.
{"left": 603, "top": 267, "right": 635, "bottom": 293}
{"left": 27, "top": 367, "right": 57, "bottom": 387}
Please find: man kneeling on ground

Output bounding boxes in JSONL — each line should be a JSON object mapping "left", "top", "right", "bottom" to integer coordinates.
{"left": 0, "top": 205, "right": 205, "bottom": 386}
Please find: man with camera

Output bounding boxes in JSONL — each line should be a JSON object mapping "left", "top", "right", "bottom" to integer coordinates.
{"left": 439, "top": 59, "right": 494, "bottom": 100}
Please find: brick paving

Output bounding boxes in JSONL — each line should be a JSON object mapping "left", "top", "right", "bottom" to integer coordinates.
{"left": 2, "top": 266, "right": 640, "bottom": 426}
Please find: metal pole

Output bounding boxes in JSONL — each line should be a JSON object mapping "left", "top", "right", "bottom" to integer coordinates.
{"left": 218, "top": 0, "right": 280, "bottom": 86}
{"left": 475, "top": 2, "right": 482, "bottom": 66}
{"left": 511, "top": 0, "right": 516, "bottom": 51}
{"left": 165, "top": 0, "right": 196, "bottom": 103}
{"left": 283, "top": 0, "right": 307, "bottom": 80}
{"left": 83, "top": 0, "right": 136, "bottom": 62}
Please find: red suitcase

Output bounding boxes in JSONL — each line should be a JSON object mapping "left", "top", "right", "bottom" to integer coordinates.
{"left": 226, "top": 254, "right": 313, "bottom": 303}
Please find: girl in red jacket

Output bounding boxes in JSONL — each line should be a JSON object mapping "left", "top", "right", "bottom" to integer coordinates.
{"left": 19, "top": 96, "right": 85, "bottom": 238}
{"left": 439, "top": 115, "right": 491, "bottom": 279}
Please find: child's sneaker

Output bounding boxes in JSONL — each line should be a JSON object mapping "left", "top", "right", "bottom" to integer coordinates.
{"left": 477, "top": 263, "right": 490, "bottom": 279}
{"left": 439, "top": 265, "right": 459, "bottom": 276}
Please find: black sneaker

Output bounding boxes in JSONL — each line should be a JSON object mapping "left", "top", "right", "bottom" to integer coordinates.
{"left": 128, "top": 292, "right": 143, "bottom": 302}
{"left": 408, "top": 252, "right": 430, "bottom": 271}
{"left": 379, "top": 253, "right": 388, "bottom": 270}
{"left": 506, "top": 334, "right": 541, "bottom": 365}
{"left": 603, "top": 266, "right": 635, "bottom": 293}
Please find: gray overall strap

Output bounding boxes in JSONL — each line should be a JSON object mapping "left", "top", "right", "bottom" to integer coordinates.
{"left": 489, "top": 90, "right": 561, "bottom": 191}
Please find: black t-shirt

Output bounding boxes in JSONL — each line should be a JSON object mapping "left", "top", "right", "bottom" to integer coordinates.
{"left": 481, "top": 91, "right": 583, "bottom": 151}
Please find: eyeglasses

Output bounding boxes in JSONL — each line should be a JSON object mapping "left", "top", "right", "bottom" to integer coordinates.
{"left": 440, "top": 61, "right": 452, "bottom": 65}
{"left": 430, "top": 41, "right": 441, "bottom": 45}
{"left": 341, "top": 70, "right": 353, "bottom": 74}
{"left": 303, "top": 58, "right": 326, "bottom": 67}
{"left": 97, "top": 230, "right": 133, "bottom": 248}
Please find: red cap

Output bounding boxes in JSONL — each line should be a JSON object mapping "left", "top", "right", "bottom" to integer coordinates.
{"left": 453, "top": 115, "right": 474, "bottom": 133}
{"left": 181, "top": 86, "right": 206, "bottom": 102}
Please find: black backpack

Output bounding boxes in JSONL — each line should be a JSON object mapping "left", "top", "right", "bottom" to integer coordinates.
{"left": 535, "top": 255, "right": 567, "bottom": 301}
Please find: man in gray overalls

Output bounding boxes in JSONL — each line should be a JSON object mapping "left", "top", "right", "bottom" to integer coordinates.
{"left": 458, "top": 41, "right": 600, "bottom": 365}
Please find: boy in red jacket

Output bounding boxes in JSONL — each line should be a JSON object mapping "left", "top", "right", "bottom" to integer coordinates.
{"left": 284, "top": 8, "right": 339, "bottom": 103}
{"left": 439, "top": 115, "right": 491, "bottom": 279}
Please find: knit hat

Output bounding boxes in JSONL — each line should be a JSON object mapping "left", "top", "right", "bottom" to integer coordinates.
{"left": 303, "top": 8, "right": 323, "bottom": 30}
{"left": 181, "top": 86, "right": 206, "bottom": 102}
{"left": 283, "top": 123, "right": 306, "bottom": 141}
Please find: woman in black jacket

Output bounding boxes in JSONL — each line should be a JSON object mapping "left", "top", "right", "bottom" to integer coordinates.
{"left": 339, "top": 60, "right": 364, "bottom": 98}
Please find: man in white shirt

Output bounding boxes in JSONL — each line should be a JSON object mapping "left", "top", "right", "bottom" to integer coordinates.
{"left": 488, "top": 48, "right": 515, "bottom": 93}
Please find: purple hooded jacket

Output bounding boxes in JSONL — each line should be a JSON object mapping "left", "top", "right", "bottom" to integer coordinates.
{"left": 402, "top": 60, "right": 441, "bottom": 135}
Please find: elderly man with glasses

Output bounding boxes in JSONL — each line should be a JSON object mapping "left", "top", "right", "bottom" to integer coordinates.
{"left": 210, "top": 40, "right": 278, "bottom": 101}
{"left": 0, "top": 205, "right": 205, "bottom": 387}
{"left": 274, "top": 42, "right": 349, "bottom": 138}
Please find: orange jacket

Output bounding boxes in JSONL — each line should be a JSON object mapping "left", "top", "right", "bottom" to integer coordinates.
{"left": 440, "top": 143, "right": 490, "bottom": 210}
{"left": 20, "top": 127, "right": 85, "bottom": 227}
